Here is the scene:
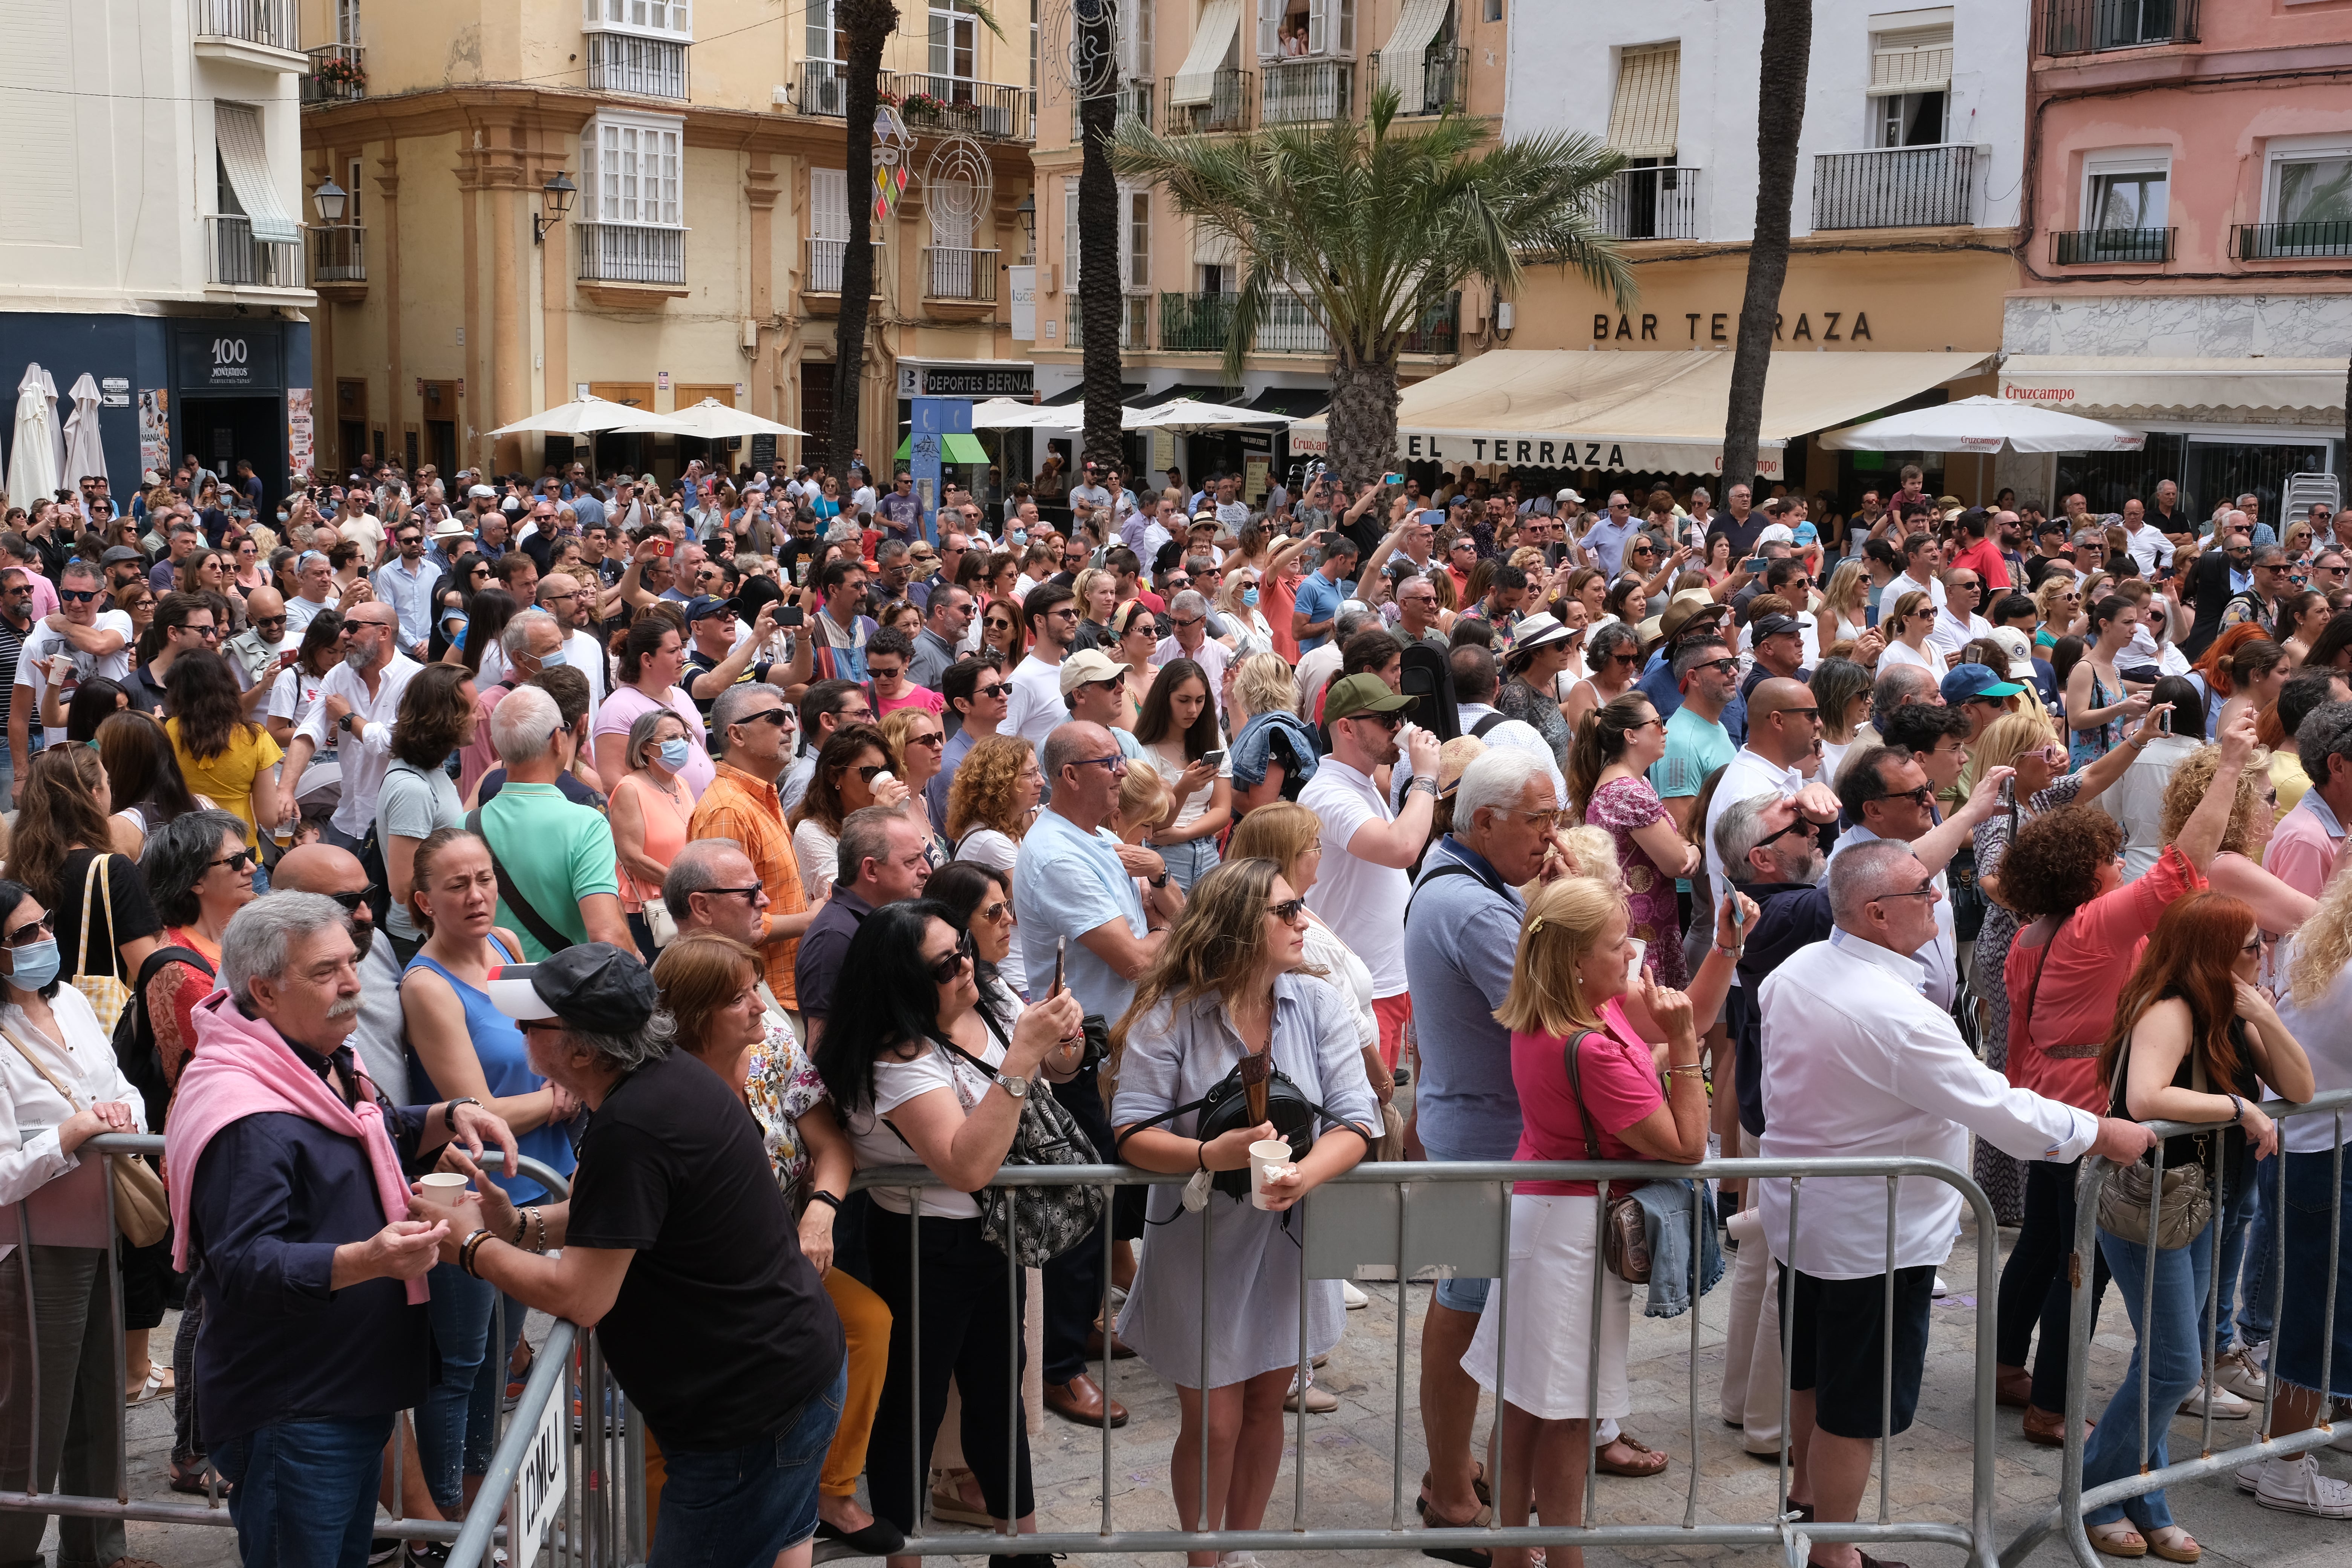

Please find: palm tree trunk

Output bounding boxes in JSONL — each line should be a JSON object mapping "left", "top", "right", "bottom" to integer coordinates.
{"left": 831, "top": 0, "right": 900, "bottom": 476}
{"left": 1721, "top": 0, "right": 1812, "bottom": 492}
{"left": 1329, "top": 345, "right": 1400, "bottom": 487}
{"left": 1076, "top": 0, "right": 1124, "bottom": 480}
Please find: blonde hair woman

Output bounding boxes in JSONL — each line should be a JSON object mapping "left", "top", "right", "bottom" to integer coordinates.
{"left": 2034, "top": 575, "right": 2082, "bottom": 651}
{"left": 1072, "top": 565, "right": 1120, "bottom": 645}
{"left": 1816, "top": 560, "right": 1870, "bottom": 650}
{"left": 1214, "top": 566, "right": 1275, "bottom": 658}
{"left": 1879, "top": 589, "right": 1944, "bottom": 676}
{"left": 1465, "top": 875, "right": 1713, "bottom": 1568}
{"left": 1227, "top": 651, "right": 1306, "bottom": 815}
{"left": 945, "top": 735, "right": 1044, "bottom": 987}
{"left": 2157, "top": 741, "right": 2314, "bottom": 937}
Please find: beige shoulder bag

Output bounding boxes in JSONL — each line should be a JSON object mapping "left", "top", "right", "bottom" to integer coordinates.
{"left": 1, "top": 1021, "right": 168, "bottom": 1246}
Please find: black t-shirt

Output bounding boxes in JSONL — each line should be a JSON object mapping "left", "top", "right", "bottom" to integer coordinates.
{"left": 565, "top": 1046, "right": 843, "bottom": 1452}
{"left": 52, "top": 848, "right": 164, "bottom": 982}
{"left": 1706, "top": 516, "right": 1769, "bottom": 560}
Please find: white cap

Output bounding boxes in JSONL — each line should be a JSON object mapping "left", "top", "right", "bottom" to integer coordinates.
{"left": 467, "top": 484, "right": 495, "bottom": 499}
{"left": 1556, "top": 488, "right": 1583, "bottom": 504}
{"left": 1756, "top": 523, "right": 1795, "bottom": 546}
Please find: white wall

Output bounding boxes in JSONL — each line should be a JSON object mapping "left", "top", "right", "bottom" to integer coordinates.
{"left": 0, "top": 0, "right": 308, "bottom": 310}
{"left": 1503, "top": 0, "right": 2028, "bottom": 238}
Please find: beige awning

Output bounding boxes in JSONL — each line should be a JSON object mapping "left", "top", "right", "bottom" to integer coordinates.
{"left": 1289, "top": 348, "right": 1992, "bottom": 477}
{"left": 1606, "top": 44, "right": 1681, "bottom": 159}
{"left": 1170, "top": 0, "right": 1242, "bottom": 106}
{"left": 1997, "top": 357, "right": 2347, "bottom": 426}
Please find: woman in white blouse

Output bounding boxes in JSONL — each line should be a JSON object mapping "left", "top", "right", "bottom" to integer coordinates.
{"left": 0, "top": 879, "right": 145, "bottom": 1568}
{"left": 1879, "top": 589, "right": 1946, "bottom": 677}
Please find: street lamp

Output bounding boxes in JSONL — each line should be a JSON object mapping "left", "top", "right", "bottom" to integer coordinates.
{"left": 1013, "top": 192, "right": 1035, "bottom": 260}
{"left": 311, "top": 177, "right": 348, "bottom": 225}
{"left": 533, "top": 171, "right": 578, "bottom": 245}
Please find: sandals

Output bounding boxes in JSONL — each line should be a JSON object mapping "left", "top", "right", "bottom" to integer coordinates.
{"left": 126, "top": 1364, "right": 173, "bottom": 1406}
{"left": 1416, "top": 1492, "right": 1494, "bottom": 1568}
{"left": 1594, "top": 1432, "right": 1671, "bottom": 1478}
{"left": 1416, "top": 1463, "right": 1491, "bottom": 1513}
{"left": 166, "top": 1459, "right": 225, "bottom": 1498}
{"left": 929, "top": 1466, "right": 994, "bottom": 1528}
{"left": 2145, "top": 1527, "right": 2199, "bottom": 1564}
{"left": 2087, "top": 1522, "right": 2147, "bottom": 1559}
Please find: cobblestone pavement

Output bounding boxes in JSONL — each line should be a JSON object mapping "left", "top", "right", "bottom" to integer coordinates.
{"left": 54, "top": 1214, "right": 2352, "bottom": 1568}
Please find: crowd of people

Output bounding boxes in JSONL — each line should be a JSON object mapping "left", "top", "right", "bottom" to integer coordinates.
{"left": 1, "top": 449, "right": 2350, "bottom": 1568}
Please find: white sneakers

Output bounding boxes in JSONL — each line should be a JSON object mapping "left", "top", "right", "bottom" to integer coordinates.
{"left": 2236, "top": 1453, "right": 2352, "bottom": 1517}
{"left": 1217, "top": 1553, "right": 1261, "bottom": 1567}
{"left": 2179, "top": 1378, "right": 2253, "bottom": 1419}
{"left": 1340, "top": 1279, "right": 1370, "bottom": 1310}
{"left": 1932, "top": 1274, "right": 1950, "bottom": 1300}
{"left": 2215, "top": 1346, "right": 2269, "bottom": 1403}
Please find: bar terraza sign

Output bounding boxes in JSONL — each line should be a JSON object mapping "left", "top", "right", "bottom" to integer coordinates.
{"left": 1594, "top": 311, "right": 1875, "bottom": 344}
{"left": 1396, "top": 431, "right": 1783, "bottom": 478}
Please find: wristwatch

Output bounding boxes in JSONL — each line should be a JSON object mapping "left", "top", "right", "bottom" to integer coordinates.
{"left": 997, "top": 1072, "right": 1032, "bottom": 1101}
{"left": 1148, "top": 871, "right": 1171, "bottom": 889}
{"left": 338, "top": 710, "right": 358, "bottom": 736}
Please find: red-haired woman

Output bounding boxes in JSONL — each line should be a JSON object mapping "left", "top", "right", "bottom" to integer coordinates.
{"left": 2078, "top": 890, "right": 2315, "bottom": 1560}
{"left": 2191, "top": 623, "right": 2286, "bottom": 744}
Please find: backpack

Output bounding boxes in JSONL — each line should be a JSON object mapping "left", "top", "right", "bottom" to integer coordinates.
{"left": 113, "top": 945, "right": 214, "bottom": 1130}
{"left": 1398, "top": 641, "right": 1460, "bottom": 742}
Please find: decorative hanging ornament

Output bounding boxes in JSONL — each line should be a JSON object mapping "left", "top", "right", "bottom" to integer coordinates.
{"left": 1040, "top": 0, "right": 1125, "bottom": 104}
{"left": 921, "top": 133, "right": 995, "bottom": 233}
{"left": 872, "top": 102, "right": 916, "bottom": 220}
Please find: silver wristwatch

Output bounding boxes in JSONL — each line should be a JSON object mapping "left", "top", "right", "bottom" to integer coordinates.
{"left": 997, "top": 1072, "right": 1031, "bottom": 1101}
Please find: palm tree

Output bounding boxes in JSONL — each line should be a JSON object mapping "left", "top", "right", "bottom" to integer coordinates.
{"left": 1720, "top": 0, "right": 1813, "bottom": 493}
{"left": 1110, "top": 83, "right": 1631, "bottom": 483}
{"left": 1072, "top": 0, "right": 1125, "bottom": 475}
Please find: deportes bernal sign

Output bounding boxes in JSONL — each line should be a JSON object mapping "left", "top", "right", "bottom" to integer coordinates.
{"left": 1394, "top": 430, "right": 1785, "bottom": 478}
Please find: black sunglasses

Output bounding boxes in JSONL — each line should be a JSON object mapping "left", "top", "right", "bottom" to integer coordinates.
{"left": 210, "top": 850, "right": 258, "bottom": 873}
{"left": 1266, "top": 896, "right": 1309, "bottom": 924}
{"left": 322, "top": 887, "right": 381, "bottom": 912}
{"left": 1754, "top": 818, "right": 1812, "bottom": 852}
{"left": 4, "top": 913, "right": 54, "bottom": 948}
{"left": 926, "top": 931, "right": 976, "bottom": 983}
{"left": 974, "top": 680, "right": 1011, "bottom": 700}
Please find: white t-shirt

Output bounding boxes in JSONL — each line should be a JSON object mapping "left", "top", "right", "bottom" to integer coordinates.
{"left": 284, "top": 591, "right": 340, "bottom": 638}
{"left": 1302, "top": 914, "right": 1377, "bottom": 1052}
{"left": 847, "top": 1029, "right": 1010, "bottom": 1217}
{"left": 1145, "top": 739, "right": 1231, "bottom": 830}
{"left": 1298, "top": 756, "right": 1410, "bottom": 996}
{"left": 18, "top": 614, "right": 135, "bottom": 747}
{"left": 1879, "top": 638, "right": 1943, "bottom": 677}
{"left": 1004, "top": 651, "right": 1067, "bottom": 760}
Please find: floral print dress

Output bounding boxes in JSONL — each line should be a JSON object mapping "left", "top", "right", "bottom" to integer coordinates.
{"left": 741, "top": 1012, "right": 830, "bottom": 1211}
{"left": 1585, "top": 773, "right": 1688, "bottom": 988}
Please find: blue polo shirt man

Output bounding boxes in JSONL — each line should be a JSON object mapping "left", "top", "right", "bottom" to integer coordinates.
{"left": 1292, "top": 539, "right": 1357, "bottom": 654}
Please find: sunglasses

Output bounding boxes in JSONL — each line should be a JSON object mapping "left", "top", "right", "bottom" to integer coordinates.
{"left": 1266, "top": 896, "right": 1309, "bottom": 924}
{"left": 210, "top": 850, "right": 258, "bottom": 873}
{"left": 927, "top": 932, "right": 977, "bottom": 983}
{"left": 908, "top": 731, "right": 945, "bottom": 748}
{"left": 1347, "top": 710, "right": 1406, "bottom": 730}
{"left": 975, "top": 899, "right": 1011, "bottom": 923}
{"left": 1754, "top": 818, "right": 1812, "bottom": 852}
{"left": 3, "top": 914, "right": 54, "bottom": 948}
{"left": 58, "top": 588, "right": 99, "bottom": 603}
{"left": 742, "top": 708, "right": 793, "bottom": 727}
{"left": 1879, "top": 784, "right": 1936, "bottom": 808}
{"left": 974, "top": 680, "right": 1011, "bottom": 700}
{"left": 322, "top": 886, "right": 381, "bottom": 912}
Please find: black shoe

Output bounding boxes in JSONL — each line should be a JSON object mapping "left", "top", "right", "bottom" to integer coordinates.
{"left": 368, "top": 1542, "right": 403, "bottom": 1567}
{"left": 816, "top": 1516, "right": 908, "bottom": 1556}
{"left": 987, "top": 1555, "right": 1064, "bottom": 1568}
{"left": 404, "top": 1544, "right": 453, "bottom": 1567}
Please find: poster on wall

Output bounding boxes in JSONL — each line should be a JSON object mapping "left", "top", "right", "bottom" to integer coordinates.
{"left": 138, "top": 390, "right": 170, "bottom": 475}
{"left": 287, "top": 389, "right": 315, "bottom": 485}
{"left": 1008, "top": 266, "right": 1037, "bottom": 341}
{"left": 1244, "top": 453, "right": 1269, "bottom": 502}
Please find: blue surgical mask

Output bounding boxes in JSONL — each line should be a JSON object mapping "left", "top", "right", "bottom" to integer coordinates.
{"left": 1243, "top": 587, "right": 1259, "bottom": 608}
{"left": 8, "top": 937, "right": 60, "bottom": 994}
{"left": 538, "top": 647, "right": 568, "bottom": 669}
{"left": 657, "top": 737, "right": 692, "bottom": 771}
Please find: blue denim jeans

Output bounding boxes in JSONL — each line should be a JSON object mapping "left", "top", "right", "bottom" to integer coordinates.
{"left": 418, "top": 1263, "right": 522, "bottom": 1511}
{"left": 213, "top": 1413, "right": 396, "bottom": 1568}
{"left": 2082, "top": 1223, "right": 2215, "bottom": 1531}
{"left": 1149, "top": 833, "right": 1220, "bottom": 893}
{"left": 648, "top": 1361, "right": 844, "bottom": 1566}
{"left": 2208, "top": 1151, "right": 2268, "bottom": 1350}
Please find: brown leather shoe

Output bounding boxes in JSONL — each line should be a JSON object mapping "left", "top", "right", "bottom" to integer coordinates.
{"left": 1085, "top": 1327, "right": 1139, "bottom": 1360}
{"left": 2021, "top": 1404, "right": 2092, "bottom": 1447}
{"left": 1043, "top": 1374, "right": 1128, "bottom": 1428}
{"left": 1996, "top": 1364, "right": 2033, "bottom": 1409}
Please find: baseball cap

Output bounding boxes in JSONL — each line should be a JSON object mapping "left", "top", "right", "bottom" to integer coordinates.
{"left": 2034, "top": 517, "right": 2068, "bottom": 538}
{"left": 486, "top": 943, "right": 659, "bottom": 1035}
{"left": 1793, "top": 521, "right": 1819, "bottom": 547}
{"left": 1749, "top": 612, "right": 1805, "bottom": 643}
{"left": 1987, "top": 625, "right": 2035, "bottom": 671}
{"left": 1556, "top": 488, "right": 1584, "bottom": 505}
{"left": 1940, "top": 662, "right": 2027, "bottom": 705}
{"left": 683, "top": 594, "right": 733, "bottom": 623}
{"left": 1756, "top": 523, "right": 1795, "bottom": 547}
{"left": 1057, "top": 647, "right": 1126, "bottom": 696}
{"left": 1323, "top": 672, "right": 1417, "bottom": 723}
{"left": 467, "top": 484, "right": 496, "bottom": 499}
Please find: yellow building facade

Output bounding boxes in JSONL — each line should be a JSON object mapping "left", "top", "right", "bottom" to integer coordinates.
{"left": 296, "top": 0, "right": 1038, "bottom": 480}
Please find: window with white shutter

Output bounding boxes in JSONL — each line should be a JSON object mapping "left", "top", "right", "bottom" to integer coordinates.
{"left": 1256, "top": 0, "right": 1280, "bottom": 60}
{"left": 1869, "top": 17, "right": 1952, "bottom": 94}
{"left": 1121, "top": 0, "right": 1154, "bottom": 77}
{"left": 810, "top": 168, "right": 848, "bottom": 241}
{"left": 1064, "top": 178, "right": 1081, "bottom": 291}
{"left": 1124, "top": 186, "right": 1151, "bottom": 290}
{"left": 584, "top": 112, "right": 684, "bottom": 226}
{"left": 1605, "top": 43, "right": 1679, "bottom": 159}
{"left": 586, "top": 0, "right": 693, "bottom": 39}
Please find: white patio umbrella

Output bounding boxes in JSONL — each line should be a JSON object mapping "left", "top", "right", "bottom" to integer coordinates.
{"left": 611, "top": 398, "right": 805, "bottom": 440}
{"left": 1818, "top": 395, "right": 2145, "bottom": 454}
{"left": 967, "top": 397, "right": 1054, "bottom": 430}
{"left": 7, "top": 363, "right": 60, "bottom": 505}
{"left": 61, "top": 373, "right": 106, "bottom": 488}
{"left": 1131, "top": 396, "right": 1298, "bottom": 433}
{"left": 490, "top": 392, "right": 683, "bottom": 480}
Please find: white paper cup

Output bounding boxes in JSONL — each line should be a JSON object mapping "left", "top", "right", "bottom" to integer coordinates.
{"left": 418, "top": 1172, "right": 470, "bottom": 1197}
{"left": 1248, "top": 1138, "right": 1294, "bottom": 1211}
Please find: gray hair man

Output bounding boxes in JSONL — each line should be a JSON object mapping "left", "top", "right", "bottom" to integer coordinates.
{"left": 165, "top": 894, "right": 518, "bottom": 1564}
{"left": 1154, "top": 588, "right": 1227, "bottom": 693}
{"left": 2272, "top": 700, "right": 2352, "bottom": 898}
{"left": 277, "top": 597, "right": 421, "bottom": 846}
{"left": 794, "top": 806, "right": 931, "bottom": 1042}
{"left": 1757, "top": 841, "right": 2153, "bottom": 1568}
{"left": 1829, "top": 744, "right": 2012, "bottom": 1012}
{"left": 454, "top": 607, "right": 567, "bottom": 796}
{"left": 478, "top": 684, "right": 635, "bottom": 958}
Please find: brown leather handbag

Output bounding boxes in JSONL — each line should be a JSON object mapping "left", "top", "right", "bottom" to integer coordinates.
{"left": 1563, "top": 1031, "right": 1654, "bottom": 1284}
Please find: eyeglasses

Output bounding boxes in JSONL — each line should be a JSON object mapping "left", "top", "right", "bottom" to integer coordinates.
{"left": 1877, "top": 784, "right": 1937, "bottom": 808}
{"left": 3, "top": 914, "right": 54, "bottom": 947}
{"left": 185, "top": 623, "right": 222, "bottom": 640}
{"left": 322, "top": 887, "right": 381, "bottom": 913}
{"left": 209, "top": 850, "right": 257, "bottom": 873}
{"left": 927, "top": 933, "right": 977, "bottom": 983}
{"left": 701, "top": 885, "right": 764, "bottom": 903}
{"left": 1266, "top": 896, "right": 1309, "bottom": 925}
{"left": 867, "top": 664, "right": 905, "bottom": 681}
{"left": 2240, "top": 935, "right": 2264, "bottom": 957}
{"left": 1067, "top": 753, "right": 1126, "bottom": 774}
{"left": 1694, "top": 657, "right": 1740, "bottom": 675}
{"left": 1754, "top": 818, "right": 1811, "bottom": 851}
{"left": 1869, "top": 882, "right": 1940, "bottom": 906}
{"left": 742, "top": 708, "right": 792, "bottom": 728}
{"left": 973, "top": 680, "right": 1011, "bottom": 700}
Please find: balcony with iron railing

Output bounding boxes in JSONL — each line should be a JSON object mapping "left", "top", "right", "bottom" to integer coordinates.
{"left": 299, "top": 43, "right": 365, "bottom": 103}
{"left": 306, "top": 224, "right": 366, "bottom": 292}
{"left": 1071, "top": 80, "right": 1155, "bottom": 143}
{"left": 798, "top": 58, "right": 850, "bottom": 115}
{"left": 1398, "top": 291, "right": 1461, "bottom": 357}
{"left": 1255, "top": 293, "right": 1332, "bottom": 354}
{"left": 2051, "top": 226, "right": 2174, "bottom": 264}
{"left": 1369, "top": 46, "right": 1466, "bottom": 116}
{"left": 205, "top": 215, "right": 303, "bottom": 290}
{"left": 1162, "top": 69, "right": 1251, "bottom": 135}
{"left": 192, "top": 0, "right": 302, "bottom": 60}
{"left": 884, "top": 70, "right": 1035, "bottom": 141}
{"left": 806, "top": 237, "right": 887, "bottom": 296}
{"left": 1811, "top": 144, "right": 1979, "bottom": 230}
{"left": 586, "top": 31, "right": 688, "bottom": 98}
{"left": 924, "top": 247, "right": 999, "bottom": 303}
{"left": 1597, "top": 166, "right": 1703, "bottom": 241}
{"left": 2233, "top": 221, "right": 2352, "bottom": 261}
{"left": 1161, "top": 291, "right": 1336, "bottom": 356}
{"left": 1260, "top": 59, "right": 1351, "bottom": 124}
{"left": 579, "top": 223, "right": 685, "bottom": 286}
{"left": 2040, "top": 0, "right": 2198, "bottom": 56}
{"left": 1067, "top": 295, "right": 1149, "bottom": 351}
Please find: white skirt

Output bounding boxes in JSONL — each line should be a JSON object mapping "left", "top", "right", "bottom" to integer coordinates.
{"left": 1461, "top": 1193, "right": 1634, "bottom": 1422}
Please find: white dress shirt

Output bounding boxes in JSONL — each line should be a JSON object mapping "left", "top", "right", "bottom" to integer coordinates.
{"left": 1757, "top": 928, "right": 2096, "bottom": 1279}
{"left": 1827, "top": 824, "right": 1957, "bottom": 1009}
{"left": 297, "top": 652, "right": 424, "bottom": 837}
{"left": 1704, "top": 746, "right": 1805, "bottom": 903}
{"left": 2122, "top": 524, "right": 2175, "bottom": 577}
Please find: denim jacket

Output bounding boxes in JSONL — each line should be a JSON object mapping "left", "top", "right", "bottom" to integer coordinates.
{"left": 1629, "top": 1178, "right": 1723, "bottom": 1320}
{"left": 1230, "top": 709, "right": 1321, "bottom": 795}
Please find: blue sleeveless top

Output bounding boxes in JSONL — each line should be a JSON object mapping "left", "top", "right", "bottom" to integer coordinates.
{"left": 405, "top": 935, "right": 578, "bottom": 1204}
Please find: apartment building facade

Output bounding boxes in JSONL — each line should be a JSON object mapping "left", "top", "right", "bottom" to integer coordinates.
{"left": 1027, "top": 0, "right": 1511, "bottom": 481}
{"left": 0, "top": 0, "right": 317, "bottom": 501}
{"left": 1995, "top": 0, "right": 2350, "bottom": 518}
{"left": 297, "top": 0, "right": 1037, "bottom": 482}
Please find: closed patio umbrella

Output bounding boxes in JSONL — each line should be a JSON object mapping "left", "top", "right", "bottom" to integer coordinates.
{"left": 61, "top": 373, "right": 107, "bottom": 489}
{"left": 7, "top": 363, "right": 60, "bottom": 506}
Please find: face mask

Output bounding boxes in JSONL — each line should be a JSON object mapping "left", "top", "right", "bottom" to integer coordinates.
{"left": 1243, "top": 587, "right": 1259, "bottom": 608}
{"left": 658, "top": 737, "right": 692, "bottom": 771}
{"left": 537, "top": 647, "right": 568, "bottom": 669}
{"left": 7, "top": 936, "right": 60, "bottom": 994}
{"left": 276, "top": 511, "right": 289, "bottom": 524}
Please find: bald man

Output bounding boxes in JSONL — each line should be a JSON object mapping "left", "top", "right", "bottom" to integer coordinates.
{"left": 224, "top": 584, "right": 294, "bottom": 717}
{"left": 270, "top": 842, "right": 404, "bottom": 1101}
{"left": 1706, "top": 677, "right": 1842, "bottom": 905}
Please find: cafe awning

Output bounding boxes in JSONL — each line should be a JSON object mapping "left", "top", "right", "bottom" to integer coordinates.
{"left": 1996, "top": 356, "right": 2347, "bottom": 426}
{"left": 1286, "top": 348, "right": 1993, "bottom": 477}
{"left": 894, "top": 432, "right": 991, "bottom": 463}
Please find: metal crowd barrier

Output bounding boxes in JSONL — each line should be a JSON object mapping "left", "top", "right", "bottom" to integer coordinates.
{"left": 850, "top": 1154, "right": 2007, "bottom": 1567}
{"left": 1998, "top": 1087, "right": 2352, "bottom": 1568}
{"left": 0, "top": 1135, "right": 641, "bottom": 1563}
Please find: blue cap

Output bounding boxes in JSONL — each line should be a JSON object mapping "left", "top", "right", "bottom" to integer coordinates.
{"left": 1940, "top": 662, "right": 2026, "bottom": 704}
{"left": 1792, "top": 521, "right": 1819, "bottom": 546}
{"left": 683, "top": 594, "right": 733, "bottom": 622}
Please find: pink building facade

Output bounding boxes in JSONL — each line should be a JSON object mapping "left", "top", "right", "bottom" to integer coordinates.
{"left": 1994, "top": 0, "right": 2351, "bottom": 519}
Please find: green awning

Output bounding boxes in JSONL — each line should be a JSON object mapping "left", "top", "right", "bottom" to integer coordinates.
{"left": 894, "top": 432, "right": 991, "bottom": 464}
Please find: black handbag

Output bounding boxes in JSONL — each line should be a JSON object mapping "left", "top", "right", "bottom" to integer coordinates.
{"left": 934, "top": 1025, "right": 1106, "bottom": 1267}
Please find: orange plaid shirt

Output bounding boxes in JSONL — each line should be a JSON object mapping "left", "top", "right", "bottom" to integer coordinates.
{"left": 688, "top": 762, "right": 809, "bottom": 1008}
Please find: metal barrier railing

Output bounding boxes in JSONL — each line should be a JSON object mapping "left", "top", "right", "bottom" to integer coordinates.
{"left": 847, "top": 1154, "right": 2003, "bottom": 1564}
{"left": 1998, "top": 1087, "right": 2352, "bottom": 1568}
{"left": 0, "top": 1135, "right": 619, "bottom": 1558}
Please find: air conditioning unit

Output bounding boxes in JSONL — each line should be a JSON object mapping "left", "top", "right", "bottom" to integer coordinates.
{"left": 771, "top": 84, "right": 790, "bottom": 107}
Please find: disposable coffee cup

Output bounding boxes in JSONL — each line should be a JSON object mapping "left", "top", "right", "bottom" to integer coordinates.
{"left": 1248, "top": 1138, "right": 1294, "bottom": 1211}
{"left": 418, "top": 1172, "right": 470, "bottom": 1197}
